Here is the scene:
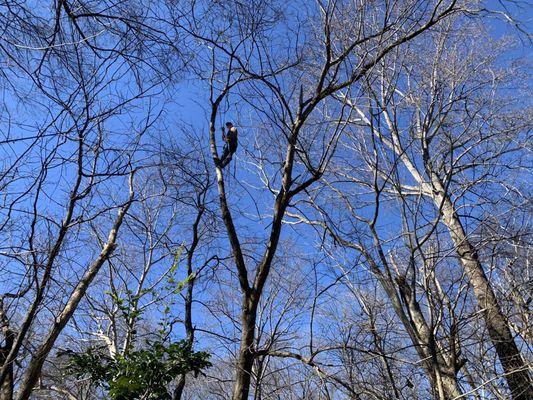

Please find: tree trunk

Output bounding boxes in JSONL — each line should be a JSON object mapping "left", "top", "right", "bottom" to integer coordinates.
{"left": 0, "top": 347, "right": 13, "bottom": 400}
{"left": 16, "top": 197, "right": 132, "bottom": 400}
{"left": 394, "top": 275, "right": 463, "bottom": 400}
{"left": 173, "top": 280, "right": 194, "bottom": 400}
{"left": 325, "top": 232, "right": 463, "bottom": 399}
{"left": 371, "top": 263, "right": 462, "bottom": 399}
{"left": 375, "top": 107, "right": 532, "bottom": 399}
{"left": 232, "top": 296, "right": 258, "bottom": 400}
{"left": 173, "top": 206, "right": 204, "bottom": 400}
{"left": 0, "top": 300, "right": 14, "bottom": 400}
{"left": 430, "top": 177, "right": 532, "bottom": 400}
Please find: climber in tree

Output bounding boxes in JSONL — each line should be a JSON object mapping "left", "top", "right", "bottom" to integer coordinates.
{"left": 219, "top": 122, "right": 238, "bottom": 168}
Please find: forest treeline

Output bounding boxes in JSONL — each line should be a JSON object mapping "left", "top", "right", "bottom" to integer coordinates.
{"left": 0, "top": 1, "right": 531, "bottom": 399}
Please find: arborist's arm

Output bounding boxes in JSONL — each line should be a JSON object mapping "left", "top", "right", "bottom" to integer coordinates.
{"left": 221, "top": 126, "right": 227, "bottom": 142}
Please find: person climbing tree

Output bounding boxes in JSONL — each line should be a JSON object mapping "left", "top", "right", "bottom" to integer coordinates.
{"left": 219, "top": 122, "right": 238, "bottom": 168}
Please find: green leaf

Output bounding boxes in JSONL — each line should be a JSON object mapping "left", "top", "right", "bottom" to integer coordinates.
{"left": 63, "top": 340, "right": 211, "bottom": 400}
{"left": 173, "top": 272, "right": 195, "bottom": 294}
{"left": 168, "top": 245, "right": 185, "bottom": 275}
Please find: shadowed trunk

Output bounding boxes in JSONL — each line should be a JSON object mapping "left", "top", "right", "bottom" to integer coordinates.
{"left": 232, "top": 295, "right": 258, "bottom": 400}
{"left": 0, "top": 300, "right": 14, "bottom": 400}
{"left": 173, "top": 205, "right": 204, "bottom": 400}
{"left": 395, "top": 275, "right": 463, "bottom": 400}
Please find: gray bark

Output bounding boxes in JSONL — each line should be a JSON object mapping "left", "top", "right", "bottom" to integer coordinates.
{"left": 15, "top": 184, "right": 134, "bottom": 400}
{"left": 429, "top": 176, "right": 532, "bottom": 400}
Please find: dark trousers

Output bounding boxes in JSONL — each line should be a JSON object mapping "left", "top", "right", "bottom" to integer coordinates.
{"left": 220, "top": 140, "right": 238, "bottom": 167}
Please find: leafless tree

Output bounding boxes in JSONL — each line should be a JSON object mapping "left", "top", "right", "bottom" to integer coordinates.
{"left": 1, "top": 1, "right": 531, "bottom": 399}
{"left": 0, "top": 1, "right": 184, "bottom": 398}
{"left": 172, "top": 1, "right": 466, "bottom": 398}
{"left": 296, "top": 15, "right": 531, "bottom": 399}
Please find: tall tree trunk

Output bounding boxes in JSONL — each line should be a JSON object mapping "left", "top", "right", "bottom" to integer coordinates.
{"left": 172, "top": 279, "right": 194, "bottom": 400}
{"left": 173, "top": 206, "right": 204, "bottom": 400}
{"left": 209, "top": 110, "right": 258, "bottom": 400}
{"left": 429, "top": 176, "right": 532, "bottom": 400}
{"left": 328, "top": 233, "right": 464, "bottom": 400}
{"left": 16, "top": 194, "right": 132, "bottom": 400}
{"left": 232, "top": 295, "right": 258, "bottom": 400}
{"left": 373, "top": 105, "right": 532, "bottom": 399}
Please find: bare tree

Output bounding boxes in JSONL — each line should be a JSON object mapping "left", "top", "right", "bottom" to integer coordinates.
{"left": 301, "top": 16, "right": 532, "bottom": 399}
{"left": 172, "top": 1, "right": 465, "bottom": 398}
{"left": 0, "top": 1, "right": 184, "bottom": 398}
{"left": 2, "top": 1, "right": 530, "bottom": 399}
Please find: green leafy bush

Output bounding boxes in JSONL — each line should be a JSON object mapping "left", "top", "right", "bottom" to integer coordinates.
{"left": 62, "top": 340, "right": 211, "bottom": 400}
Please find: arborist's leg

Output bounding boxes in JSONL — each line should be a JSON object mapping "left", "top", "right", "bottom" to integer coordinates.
{"left": 220, "top": 153, "right": 232, "bottom": 168}
{"left": 220, "top": 142, "right": 237, "bottom": 168}
{"left": 227, "top": 142, "right": 237, "bottom": 163}
{"left": 219, "top": 144, "right": 230, "bottom": 166}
